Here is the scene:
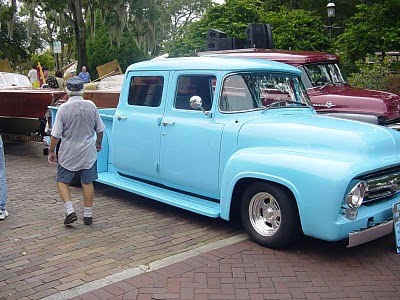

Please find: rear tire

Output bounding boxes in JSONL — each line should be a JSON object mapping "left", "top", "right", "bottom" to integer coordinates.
{"left": 240, "top": 181, "right": 302, "bottom": 249}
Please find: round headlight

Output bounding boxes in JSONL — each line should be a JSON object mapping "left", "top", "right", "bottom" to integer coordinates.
{"left": 346, "top": 181, "right": 368, "bottom": 208}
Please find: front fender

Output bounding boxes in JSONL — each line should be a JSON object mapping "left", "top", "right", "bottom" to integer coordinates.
{"left": 219, "top": 148, "right": 357, "bottom": 239}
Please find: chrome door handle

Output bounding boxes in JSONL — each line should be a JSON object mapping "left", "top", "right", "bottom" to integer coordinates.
{"left": 162, "top": 121, "right": 175, "bottom": 126}
{"left": 116, "top": 115, "right": 127, "bottom": 121}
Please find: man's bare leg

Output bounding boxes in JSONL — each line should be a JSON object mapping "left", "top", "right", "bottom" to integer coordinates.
{"left": 81, "top": 182, "right": 94, "bottom": 224}
{"left": 57, "top": 182, "right": 77, "bottom": 224}
{"left": 81, "top": 182, "right": 94, "bottom": 207}
{"left": 57, "top": 182, "right": 71, "bottom": 203}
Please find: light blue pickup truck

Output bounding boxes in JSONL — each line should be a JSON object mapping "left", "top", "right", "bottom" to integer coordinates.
{"left": 51, "top": 57, "right": 400, "bottom": 249}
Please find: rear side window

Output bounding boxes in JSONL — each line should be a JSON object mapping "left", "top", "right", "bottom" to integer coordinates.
{"left": 128, "top": 76, "right": 164, "bottom": 107}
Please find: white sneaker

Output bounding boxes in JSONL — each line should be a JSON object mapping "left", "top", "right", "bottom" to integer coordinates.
{"left": 0, "top": 210, "right": 8, "bottom": 220}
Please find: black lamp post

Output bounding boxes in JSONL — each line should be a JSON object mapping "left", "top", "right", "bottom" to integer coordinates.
{"left": 327, "top": 2, "right": 336, "bottom": 38}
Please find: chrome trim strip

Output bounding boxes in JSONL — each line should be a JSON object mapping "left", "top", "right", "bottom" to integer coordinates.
{"left": 321, "top": 113, "right": 379, "bottom": 124}
{"left": 347, "top": 220, "right": 393, "bottom": 247}
{"left": 313, "top": 101, "right": 335, "bottom": 108}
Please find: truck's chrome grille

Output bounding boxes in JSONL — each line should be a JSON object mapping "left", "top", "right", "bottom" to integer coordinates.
{"left": 385, "top": 117, "right": 400, "bottom": 130}
{"left": 386, "top": 123, "right": 400, "bottom": 131}
{"left": 360, "top": 167, "right": 400, "bottom": 204}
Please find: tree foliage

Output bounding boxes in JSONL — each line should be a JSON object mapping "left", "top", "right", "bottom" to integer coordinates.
{"left": 87, "top": 13, "right": 149, "bottom": 76}
{"left": 264, "top": 7, "right": 329, "bottom": 51}
{"left": 164, "top": 0, "right": 212, "bottom": 53}
{"left": 166, "top": 0, "right": 330, "bottom": 57}
{"left": 31, "top": 52, "right": 55, "bottom": 71}
{"left": 348, "top": 60, "right": 390, "bottom": 90}
{"left": 335, "top": 0, "right": 400, "bottom": 72}
{"left": 166, "top": 0, "right": 266, "bottom": 57}
{"left": 1, "top": 0, "right": 399, "bottom": 80}
{"left": 0, "top": 10, "right": 29, "bottom": 69}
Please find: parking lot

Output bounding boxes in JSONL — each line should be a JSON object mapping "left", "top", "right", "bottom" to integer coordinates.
{"left": 1, "top": 140, "right": 400, "bottom": 299}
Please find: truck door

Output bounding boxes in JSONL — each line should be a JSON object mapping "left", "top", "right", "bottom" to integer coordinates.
{"left": 158, "top": 72, "right": 223, "bottom": 199}
{"left": 112, "top": 71, "right": 169, "bottom": 180}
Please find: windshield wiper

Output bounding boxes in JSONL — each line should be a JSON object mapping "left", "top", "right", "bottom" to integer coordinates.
{"left": 264, "top": 100, "right": 309, "bottom": 110}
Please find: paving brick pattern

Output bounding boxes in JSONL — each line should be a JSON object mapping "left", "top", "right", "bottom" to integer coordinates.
{"left": 0, "top": 141, "right": 241, "bottom": 300}
{"left": 1, "top": 140, "right": 400, "bottom": 299}
{"left": 76, "top": 235, "right": 400, "bottom": 300}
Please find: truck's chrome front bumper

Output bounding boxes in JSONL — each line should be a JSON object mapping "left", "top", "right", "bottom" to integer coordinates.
{"left": 347, "top": 220, "right": 393, "bottom": 247}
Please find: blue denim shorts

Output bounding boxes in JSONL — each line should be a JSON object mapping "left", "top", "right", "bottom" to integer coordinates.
{"left": 56, "top": 162, "right": 98, "bottom": 184}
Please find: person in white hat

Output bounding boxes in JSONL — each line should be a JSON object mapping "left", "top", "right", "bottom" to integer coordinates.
{"left": 48, "top": 76, "right": 105, "bottom": 225}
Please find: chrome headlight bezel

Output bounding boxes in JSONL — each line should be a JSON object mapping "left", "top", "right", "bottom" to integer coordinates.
{"left": 346, "top": 181, "right": 368, "bottom": 208}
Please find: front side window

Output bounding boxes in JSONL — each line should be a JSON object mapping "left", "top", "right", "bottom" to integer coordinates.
{"left": 175, "top": 75, "right": 216, "bottom": 111}
{"left": 302, "top": 63, "right": 347, "bottom": 88}
{"left": 127, "top": 76, "right": 163, "bottom": 107}
{"left": 219, "top": 73, "right": 312, "bottom": 112}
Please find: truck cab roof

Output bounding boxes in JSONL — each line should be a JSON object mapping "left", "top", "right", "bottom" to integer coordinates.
{"left": 197, "top": 48, "right": 339, "bottom": 67}
{"left": 126, "top": 56, "right": 301, "bottom": 75}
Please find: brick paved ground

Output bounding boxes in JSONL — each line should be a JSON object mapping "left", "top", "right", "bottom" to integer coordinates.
{"left": 75, "top": 235, "right": 400, "bottom": 300}
{"left": 1, "top": 140, "right": 400, "bottom": 300}
{"left": 0, "top": 141, "right": 241, "bottom": 300}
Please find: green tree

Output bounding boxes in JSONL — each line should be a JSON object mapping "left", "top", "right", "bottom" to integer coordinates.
{"left": 31, "top": 52, "right": 55, "bottom": 71}
{"left": 166, "top": 0, "right": 266, "bottom": 56}
{"left": 69, "top": 0, "right": 88, "bottom": 71}
{"left": 18, "top": 1, "right": 49, "bottom": 56}
{"left": 7, "top": 0, "right": 17, "bottom": 38}
{"left": 263, "top": 7, "right": 330, "bottom": 51}
{"left": 0, "top": 1, "right": 29, "bottom": 67}
{"left": 0, "top": 31, "right": 29, "bottom": 68}
{"left": 166, "top": 0, "right": 330, "bottom": 56}
{"left": 87, "top": 13, "right": 149, "bottom": 76}
{"left": 335, "top": 0, "right": 400, "bottom": 72}
{"left": 164, "top": 0, "right": 212, "bottom": 52}
{"left": 17, "top": 0, "right": 83, "bottom": 71}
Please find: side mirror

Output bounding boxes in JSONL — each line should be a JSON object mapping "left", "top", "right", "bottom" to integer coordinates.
{"left": 189, "top": 95, "right": 202, "bottom": 109}
{"left": 189, "top": 95, "right": 209, "bottom": 115}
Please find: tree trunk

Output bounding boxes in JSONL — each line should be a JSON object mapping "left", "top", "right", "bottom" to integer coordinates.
{"left": 7, "top": 0, "right": 17, "bottom": 38}
{"left": 69, "top": 0, "right": 88, "bottom": 72}
{"left": 27, "top": 3, "right": 36, "bottom": 44}
{"left": 289, "top": 0, "right": 299, "bottom": 10}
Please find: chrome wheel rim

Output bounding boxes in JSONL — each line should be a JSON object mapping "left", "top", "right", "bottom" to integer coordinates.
{"left": 249, "top": 192, "right": 281, "bottom": 236}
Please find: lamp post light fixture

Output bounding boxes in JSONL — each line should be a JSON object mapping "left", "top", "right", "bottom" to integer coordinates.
{"left": 327, "top": 2, "right": 336, "bottom": 38}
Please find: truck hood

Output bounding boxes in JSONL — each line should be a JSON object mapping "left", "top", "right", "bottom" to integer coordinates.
{"left": 308, "top": 84, "right": 400, "bottom": 122}
{"left": 238, "top": 111, "right": 400, "bottom": 159}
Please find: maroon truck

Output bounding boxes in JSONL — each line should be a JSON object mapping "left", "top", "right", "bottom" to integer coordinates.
{"left": 197, "top": 48, "right": 400, "bottom": 128}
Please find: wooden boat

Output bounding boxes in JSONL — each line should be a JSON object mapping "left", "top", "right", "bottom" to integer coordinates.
{"left": 82, "top": 74, "right": 122, "bottom": 108}
{"left": 52, "top": 74, "right": 122, "bottom": 109}
{"left": 0, "top": 72, "right": 67, "bottom": 138}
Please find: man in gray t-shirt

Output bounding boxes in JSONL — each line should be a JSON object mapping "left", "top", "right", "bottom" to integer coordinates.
{"left": 48, "top": 76, "right": 105, "bottom": 225}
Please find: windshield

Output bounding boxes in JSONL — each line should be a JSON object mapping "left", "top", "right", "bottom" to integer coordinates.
{"left": 302, "top": 63, "right": 347, "bottom": 88}
{"left": 219, "top": 73, "right": 312, "bottom": 112}
{"left": 97, "top": 74, "right": 124, "bottom": 90}
{"left": 0, "top": 72, "right": 32, "bottom": 89}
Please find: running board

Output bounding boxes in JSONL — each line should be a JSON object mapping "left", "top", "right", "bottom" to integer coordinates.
{"left": 97, "top": 172, "right": 220, "bottom": 218}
